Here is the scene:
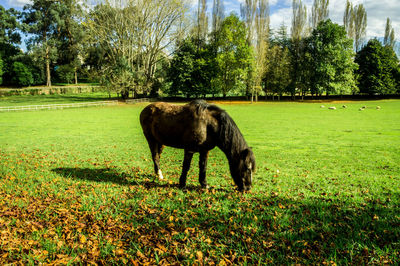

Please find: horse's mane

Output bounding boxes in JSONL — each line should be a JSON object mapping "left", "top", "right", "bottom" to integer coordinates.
{"left": 188, "top": 100, "right": 248, "bottom": 156}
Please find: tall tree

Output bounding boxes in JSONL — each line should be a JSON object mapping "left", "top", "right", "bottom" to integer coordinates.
{"left": 212, "top": 0, "right": 224, "bottom": 34}
{"left": 384, "top": 17, "right": 395, "bottom": 48}
{"left": 241, "top": 0, "right": 257, "bottom": 45}
{"left": 343, "top": 0, "right": 355, "bottom": 40}
{"left": 264, "top": 44, "right": 292, "bottom": 100}
{"left": 356, "top": 39, "right": 399, "bottom": 95}
{"left": 352, "top": 3, "right": 367, "bottom": 52}
{"left": 214, "top": 14, "right": 253, "bottom": 97}
{"left": 307, "top": 19, "right": 357, "bottom": 96}
{"left": 311, "top": 0, "right": 329, "bottom": 29}
{"left": 196, "top": 0, "right": 208, "bottom": 42}
{"left": 240, "top": 0, "right": 257, "bottom": 100}
{"left": 85, "top": 0, "right": 188, "bottom": 98}
{"left": 292, "top": 0, "right": 308, "bottom": 41}
{"left": 291, "top": 0, "right": 308, "bottom": 98}
{"left": 167, "top": 38, "right": 215, "bottom": 97}
{"left": 23, "top": 0, "right": 63, "bottom": 87}
{"left": 253, "top": 0, "right": 270, "bottom": 102}
{"left": 0, "top": 55, "right": 3, "bottom": 85}
{"left": 57, "top": 0, "right": 84, "bottom": 84}
{"left": 0, "top": 6, "right": 21, "bottom": 45}
{"left": 0, "top": 6, "right": 23, "bottom": 85}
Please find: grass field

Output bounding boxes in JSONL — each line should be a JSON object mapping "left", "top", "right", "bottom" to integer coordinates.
{"left": 0, "top": 98, "right": 399, "bottom": 264}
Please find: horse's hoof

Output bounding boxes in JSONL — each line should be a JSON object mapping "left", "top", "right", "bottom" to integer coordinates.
{"left": 201, "top": 184, "right": 209, "bottom": 190}
{"left": 157, "top": 170, "right": 164, "bottom": 180}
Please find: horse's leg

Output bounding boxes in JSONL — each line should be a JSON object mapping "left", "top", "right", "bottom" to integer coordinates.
{"left": 179, "top": 150, "right": 194, "bottom": 189}
{"left": 199, "top": 150, "right": 209, "bottom": 188}
{"left": 148, "top": 139, "right": 164, "bottom": 180}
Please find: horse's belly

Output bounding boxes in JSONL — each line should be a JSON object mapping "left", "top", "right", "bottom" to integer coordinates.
{"left": 152, "top": 125, "right": 209, "bottom": 151}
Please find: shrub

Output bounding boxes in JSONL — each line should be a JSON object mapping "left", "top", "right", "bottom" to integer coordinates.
{"left": 56, "top": 64, "right": 75, "bottom": 84}
{"left": 11, "top": 62, "right": 34, "bottom": 87}
{"left": 0, "top": 56, "right": 3, "bottom": 85}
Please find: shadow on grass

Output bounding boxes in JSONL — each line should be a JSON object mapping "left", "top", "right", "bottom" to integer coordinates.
{"left": 52, "top": 167, "right": 230, "bottom": 192}
{"left": 52, "top": 167, "right": 139, "bottom": 185}
{"left": 51, "top": 168, "right": 400, "bottom": 263}
{"left": 122, "top": 194, "right": 400, "bottom": 264}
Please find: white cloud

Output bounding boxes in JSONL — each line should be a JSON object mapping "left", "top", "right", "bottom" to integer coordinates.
{"left": 270, "top": 7, "right": 292, "bottom": 31}
{"left": 7, "top": 0, "right": 32, "bottom": 8}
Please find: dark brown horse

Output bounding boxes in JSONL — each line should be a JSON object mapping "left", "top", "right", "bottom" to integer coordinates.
{"left": 139, "top": 100, "right": 255, "bottom": 191}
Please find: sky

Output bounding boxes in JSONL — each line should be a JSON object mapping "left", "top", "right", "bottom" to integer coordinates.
{"left": 1, "top": 0, "right": 399, "bottom": 42}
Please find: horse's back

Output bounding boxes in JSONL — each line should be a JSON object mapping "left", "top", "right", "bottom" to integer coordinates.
{"left": 140, "top": 101, "right": 217, "bottom": 151}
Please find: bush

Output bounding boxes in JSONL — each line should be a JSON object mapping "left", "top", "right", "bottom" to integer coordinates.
{"left": 11, "top": 62, "right": 34, "bottom": 87}
{"left": 56, "top": 64, "right": 75, "bottom": 84}
{"left": 0, "top": 56, "right": 3, "bottom": 85}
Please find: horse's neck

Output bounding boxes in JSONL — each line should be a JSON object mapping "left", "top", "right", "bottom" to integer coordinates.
{"left": 215, "top": 111, "right": 247, "bottom": 164}
{"left": 217, "top": 134, "right": 247, "bottom": 166}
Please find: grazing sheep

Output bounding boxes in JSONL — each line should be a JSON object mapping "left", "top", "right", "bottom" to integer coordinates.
{"left": 328, "top": 106, "right": 336, "bottom": 110}
{"left": 320, "top": 105, "right": 325, "bottom": 108}
{"left": 359, "top": 107, "right": 364, "bottom": 111}
{"left": 362, "top": 106, "right": 366, "bottom": 109}
{"left": 342, "top": 105, "right": 347, "bottom": 108}
{"left": 376, "top": 106, "right": 381, "bottom": 109}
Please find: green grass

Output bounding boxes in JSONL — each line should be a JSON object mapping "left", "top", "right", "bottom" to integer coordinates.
{"left": 0, "top": 98, "right": 399, "bottom": 264}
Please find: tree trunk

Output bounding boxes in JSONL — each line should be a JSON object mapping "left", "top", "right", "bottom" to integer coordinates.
{"left": 74, "top": 69, "right": 78, "bottom": 85}
{"left": 46, "top": 46, "right": 51, "bottom": 87}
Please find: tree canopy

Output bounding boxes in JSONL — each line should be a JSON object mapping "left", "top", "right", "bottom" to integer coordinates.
{"left": 356, "top": 39, "right": 399, "bottom": 95}
{"left": 0, "top": 0, "right": 399, "bottom": 97}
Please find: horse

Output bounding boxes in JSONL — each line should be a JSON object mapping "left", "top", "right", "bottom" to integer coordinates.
{"left": 139, "top": 100, "right": 255, "bottom": 191}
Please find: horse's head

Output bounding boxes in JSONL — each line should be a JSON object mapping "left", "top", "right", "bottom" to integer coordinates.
{"left": 232, "top": 148, "right": 256, "bottom": 192}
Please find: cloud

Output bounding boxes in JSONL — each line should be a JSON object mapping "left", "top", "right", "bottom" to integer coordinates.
{"left": 7, "top": 0, "right": 32, "bottom": 8}
{"left": 270, "top": 7, "right": 292, "bottom": 31}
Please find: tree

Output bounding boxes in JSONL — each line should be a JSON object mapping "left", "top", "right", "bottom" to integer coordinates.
{"left": 355, "top": 39, "right": 399, "bottom": 95}
{"left": 85, "top": 0, "right": 188, "bottom": 98}
{"left": 212, "top": 0, "right": 224, "bottom": 34}
{"left": 253, "top": 0, "right": 270, "bottom": 102}
{"left": 311, "top": 0, "right": 329, "bottom": 29}
{"left": 213, "top": 14, "right": 254, "bottom": 97}
{"left": 307, "top": 20, "right": 357, "bottom": 96}
{"left": 56, "top": 0, "right": 85, "bottom": 84}
{"left": 0, "top": 55, "right": 3, "bottom": 85}
{"left": 384, "top": 17, "right": 395, "bottom": 48}
{"left": 352, "top": 3, "right": 367, "bottom": 52}
{"left": 343, "top": 0, "right": 355, "bottom": 40}
{"left": 264, "top": 45, "right": 292, "bottom": 100}
{"left": 23, "top": 0, "right": 64, "bottom": 87}
{"left": 240, "top": 0, "right": 257, "bottom": 100}
{"left": 11, "top": 62, "right": 34, "bottom": 87}
{"left": 196, "top": 0, "right": 208, "bottom": 42}
{"left": 291, "top": 0, "right": 308, "bottom": 98}
{"left": 0, "top": 6, "right": 21, "bottom": 44}
{"left": 167, "top": 38, "right": 216, "bottom": 98}
{"left": 0, "top": 6, "right": 24, "bottom": 86}
{"left": 167, "top": 39, "right": 195, "bottom": 97}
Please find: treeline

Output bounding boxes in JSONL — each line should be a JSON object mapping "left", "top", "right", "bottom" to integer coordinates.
{"left": 0, "top": 0, "right": 399, "bottom": 99}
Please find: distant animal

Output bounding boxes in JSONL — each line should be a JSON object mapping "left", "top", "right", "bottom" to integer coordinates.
{"left": 320, "top": 105, "right": 325, "bottom": 108}
{"left": 342, "top": 105, "right": 347, "bottom": 108}
{"left": 140, "top": 100, "right": 256, "bottom": 192}
{"left": 359, "top": 108, "right": 364, "bottom": 111}
{"left": 362, "top": 106, "right": 366, "bottom": 109}
{"left": 328, "top": 106, "right": 336, "bottom": 110}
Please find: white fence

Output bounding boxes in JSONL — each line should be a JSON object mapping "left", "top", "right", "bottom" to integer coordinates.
{"left": 125, "top": 98, "right": 155, "bottom": 104}
{"left": 0, "top": 100, "right": 118, "bottom": 112}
